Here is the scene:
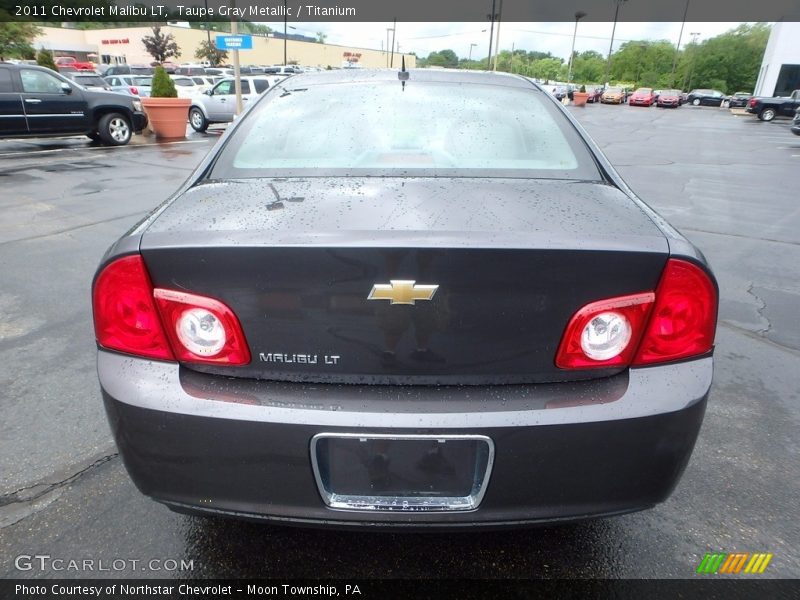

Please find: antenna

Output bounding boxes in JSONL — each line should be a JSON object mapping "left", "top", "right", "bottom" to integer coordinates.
{"left": 398, "top": 55, "right": 409, "bottom": 89}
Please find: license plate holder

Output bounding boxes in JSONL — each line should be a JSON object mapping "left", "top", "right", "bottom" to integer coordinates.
{"left": 311, "top": 433, "right": 494, "bottom": 512}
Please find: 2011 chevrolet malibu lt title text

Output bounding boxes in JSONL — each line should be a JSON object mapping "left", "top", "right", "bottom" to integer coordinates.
{"left": 93, "top": 69, "right": 718, "bottom": 528}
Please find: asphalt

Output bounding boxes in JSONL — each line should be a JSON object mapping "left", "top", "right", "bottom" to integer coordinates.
{"left": 0, "top": 106, "right": 798, "bottom": 580}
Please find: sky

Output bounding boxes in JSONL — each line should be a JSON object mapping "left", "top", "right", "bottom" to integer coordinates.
{"left": 255, "top": 22, "right": 748, "bottom": 61}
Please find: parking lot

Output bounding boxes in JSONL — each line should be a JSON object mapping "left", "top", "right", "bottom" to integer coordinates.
{"left": 1, "top": 104, "right": 799, "bottom": 579}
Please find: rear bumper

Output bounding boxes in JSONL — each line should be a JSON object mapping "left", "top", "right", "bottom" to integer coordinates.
{"left": 99, "top": 350, "right": 712, "bottom": 528}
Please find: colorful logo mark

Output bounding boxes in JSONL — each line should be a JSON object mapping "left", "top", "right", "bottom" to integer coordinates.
{"left": 696, "top": 552, "right": 773, "bottom": 574}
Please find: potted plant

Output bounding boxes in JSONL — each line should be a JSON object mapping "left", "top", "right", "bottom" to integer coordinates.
{"left": 573, "top": 84, "right": 590, "bottom": 107}
{"left": 141, "top": 66, "right": 190, "bottom": 139}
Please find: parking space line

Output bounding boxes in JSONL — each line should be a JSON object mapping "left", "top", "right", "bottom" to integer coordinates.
{"left": 0, "top": 139, "right": 210, "bottom": 158}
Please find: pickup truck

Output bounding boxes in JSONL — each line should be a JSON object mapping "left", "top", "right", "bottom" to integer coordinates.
{"left": 746, "top": 89, "right": 800, "bottom": 122}
{"left": 55, "top": 56, "right": 95, "bottom": 71}
{"left": 0, "top": 63, "right": 147, "bottom": 145}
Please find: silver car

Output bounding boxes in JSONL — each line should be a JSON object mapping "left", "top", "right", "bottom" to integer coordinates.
{"left": 104, "top": 75, "right": 152, "bottom": 97}
{"left": 188, "top": 76, "right": 279, "bottom": 132}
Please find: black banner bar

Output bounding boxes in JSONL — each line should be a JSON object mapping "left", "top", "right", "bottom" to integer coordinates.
{"left": 2, "top": 579, "right": 800, "bottom": 600}
{"left": 2, "top": 0, "right": 800, "bottom": 23}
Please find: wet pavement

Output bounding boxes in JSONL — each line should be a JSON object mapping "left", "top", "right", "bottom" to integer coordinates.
{"left": 0, "top": 107, "right": 799, "bottom": 579}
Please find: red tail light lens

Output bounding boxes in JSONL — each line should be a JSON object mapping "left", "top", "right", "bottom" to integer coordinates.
{"left": 129, "top": 86, "right": 139, "bottom": 95}
{"left": 632, "top": 259, "right": 717, "bottom": 365}
{"left": 556, "top": 258, "right": 717, "bottom": 370}
{"left": 555, "top": 293, "right": 655, "bottom": 369}
{"left": 154, "top": 289, "right": 250, "bottom": 365}
{"left": 748, "top": 98, "right": 757, "bottom": 107}
{"left": 93, "top": 255, "right": 251, "bottom": 365}
{"left": 92, "top": 255, "right": 174, "bottom": 361}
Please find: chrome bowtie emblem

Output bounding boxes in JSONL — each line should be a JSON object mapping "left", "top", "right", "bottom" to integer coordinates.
{"left": 367, "top": 280, "right": 439, "bottom": 305}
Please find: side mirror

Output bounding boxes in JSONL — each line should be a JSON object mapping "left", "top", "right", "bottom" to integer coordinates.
{"left": 61, "top": 82, "right": 72, "bottom": 94}
{"left": 205, "top": 89, "right": 213, "bottom": 96}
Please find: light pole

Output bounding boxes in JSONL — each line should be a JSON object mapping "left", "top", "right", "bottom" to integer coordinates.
{"left": 390, "top": 19, "right": 396, "bottom": 68}
{"left": 468, "top": 43, "right": 477, "bottom": 63}
{"left": 283, "top": 0, "right": 287, "bottom": 65}
{"left": 605, "top": 0, "right": 627, "bottom": 86}
{"left": 567, "top": 11, "right": 586, "bottom": 84}
{"left": 684, "top": 32, "right": 701, "bottom": 91}
{"left": 386, "top": 28, "right": 394, "bottom": 67}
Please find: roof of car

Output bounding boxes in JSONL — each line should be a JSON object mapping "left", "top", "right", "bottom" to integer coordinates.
{"left": 273, "top": 68, "right": 537, "bottom": 89}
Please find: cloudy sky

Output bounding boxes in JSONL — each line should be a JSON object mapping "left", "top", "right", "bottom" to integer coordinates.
{"left": 257, "top": 22, "right": 748, "bottom": 61}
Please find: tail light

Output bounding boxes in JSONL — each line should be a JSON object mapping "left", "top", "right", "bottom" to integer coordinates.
{"left": 632, "top": 259, "right": 717, "bottom": 365}
{"left": 93, "top": 255, "right": 250, "bottom": 365}
{"left": 154, "top": 289, "right": 250, "bottom": 365}
{"left": 748, "top": 98, "right": 757, "bottom": 107}
{"left": 129, "top": 86, "right": 139, "bottom": 95}
{"left": 93, "top": 255, "right": 173, "bottom": 361}
{"left": 556, "top": 259, "right": 717, "bottom": 369}
{"left": 556, "top": 293, "right": 655, "bottom": 369}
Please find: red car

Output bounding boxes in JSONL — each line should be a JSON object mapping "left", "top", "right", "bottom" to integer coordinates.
{"left": 657, "top": 89, "right": 682, "bottom": 108}
{"left": 629, "top": 87, "right": 656, "bottom": 107}
{"left": 55, "top": 56, "right": 95, "bottom": 71}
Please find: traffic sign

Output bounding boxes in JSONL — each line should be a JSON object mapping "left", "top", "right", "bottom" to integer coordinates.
{"left": 215, "top": 35, "right": 253, "bottom": 50}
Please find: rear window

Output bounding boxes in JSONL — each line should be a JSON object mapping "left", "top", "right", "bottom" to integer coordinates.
{"left": 211, "top": 80, "right": 601, "bottom": 180}
{"left": 253, "top": 79, "right": 270, "bottom": 93}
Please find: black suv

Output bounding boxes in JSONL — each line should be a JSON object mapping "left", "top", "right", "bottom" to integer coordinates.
{"left": 0, "top": 63, "right": 147, "bottom": 146}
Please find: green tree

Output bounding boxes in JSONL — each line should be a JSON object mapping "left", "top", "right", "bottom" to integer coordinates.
{"left": 610, "top": 40, "right": 675, "bottom": 87}
{"left": 571, "top": 50, "right": 605, "bottom": 83}
{"left": 316, "top": 31, "right": 327, "bottom": 44}
{"left": 681, "top": 23, "right": 770, "bottom": 93}
{"left": 142, "top": 26, "right": 180, "bottom": 64}
{"left": 36, "top": 48, "right": 58, "bottom": 71}
{"left": 194, "top": 40, "right": 228, "bottom": 67}
{"left": 150, "top": 66, "right": 178, "bottom": 98}
{"left": 530, "top": 57, "right": 564, "bottom": 81}
{"left": 0, "top": 22, "right": 41, "bottom": 62}
{"left": 423, "top": 49, "right": 459, "bottom": 68}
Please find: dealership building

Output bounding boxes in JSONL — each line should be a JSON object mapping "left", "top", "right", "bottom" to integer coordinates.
{"left": 32, "top": 24, "right": 416, "bottom": 70}
{"left": 753, "top": 21, "right": 800, "bottom": 97}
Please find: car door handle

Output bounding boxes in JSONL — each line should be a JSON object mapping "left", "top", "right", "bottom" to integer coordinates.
{"left": 24, "top": 98, "right": 43, "bottom": 104}
{"left": 219, "top": 98, "right": 227, "bottom": 102}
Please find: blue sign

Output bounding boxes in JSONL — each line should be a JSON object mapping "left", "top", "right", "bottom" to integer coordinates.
{"left": 215, "top": 35, "right": 253, "bottom": 50}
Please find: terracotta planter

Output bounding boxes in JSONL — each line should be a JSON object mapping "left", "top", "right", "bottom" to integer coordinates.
{"left": 573, "top": 92, "right": 590, "bottom": 107}
{"left": 141, "top": 97, "right": 191, "bottom": 140}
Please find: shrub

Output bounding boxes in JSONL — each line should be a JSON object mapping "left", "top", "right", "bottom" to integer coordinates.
{"left": 579, "top": 84, "right": 586, "bottom": 93}
{"left": 150, "top": 66, "right": 177, "bottom": 98}
{"left": 36, "top": 49, "right": 58, "bottom": 71}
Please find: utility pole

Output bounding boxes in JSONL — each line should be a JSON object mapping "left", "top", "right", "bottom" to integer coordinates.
{"left": 487, "top": 0, "right": 496, "bottom": 70}
{"left": 204, "top": 0, "right": 211, "bottom": 45}
{"left": 230, "top": 0, "right": 242, "bottom": 115}
{"left": 468, "top": 43, "right": 477, "bottom": 63}
{"left": 605, "top": 0, "right": 627, "bottom": 86}
{"left": 492, "top": 0, "right": 504, "bottom": 71}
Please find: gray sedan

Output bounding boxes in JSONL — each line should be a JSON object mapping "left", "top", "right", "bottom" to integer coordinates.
{"left": 93, "top": 69, "right": 718, "bottom": 528}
